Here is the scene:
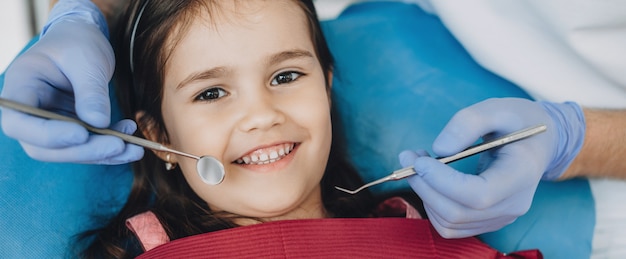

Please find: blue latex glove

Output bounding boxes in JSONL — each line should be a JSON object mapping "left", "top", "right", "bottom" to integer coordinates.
{"left": 0, "top": 0, "right": 143, "bottom": 164}
{"left": 399, "top": 97, "right": 585, "bottom": 238}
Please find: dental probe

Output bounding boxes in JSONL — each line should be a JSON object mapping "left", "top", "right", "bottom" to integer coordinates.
{"left": 335, "top": 124, "right": 547, "bottom": 194}
{"left": 0, "top": 97, "right": 225, "bottom": 185}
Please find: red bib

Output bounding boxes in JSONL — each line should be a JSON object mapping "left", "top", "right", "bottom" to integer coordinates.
{"left": 137, "top": 218, "right": 542, "bottom": 259}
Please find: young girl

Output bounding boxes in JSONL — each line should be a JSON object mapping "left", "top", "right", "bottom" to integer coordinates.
{"left": 78, "top": 0, "right": 540, "bottom": 258}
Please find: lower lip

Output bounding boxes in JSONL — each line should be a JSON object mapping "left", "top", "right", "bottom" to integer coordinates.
{"left": 234, "top": 144, "right": 299, "bottom": 173}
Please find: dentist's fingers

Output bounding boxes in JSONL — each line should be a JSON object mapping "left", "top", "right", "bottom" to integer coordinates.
{"left": 2, "top": 110, "right": 90, "bottom": 148}
{"left": 17, "top": 119, "right": 144, "bottom": 164}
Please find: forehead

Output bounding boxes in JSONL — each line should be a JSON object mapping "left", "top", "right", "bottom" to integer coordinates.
{"left": 165, "top": 0, "right": 313, "bottom": 63}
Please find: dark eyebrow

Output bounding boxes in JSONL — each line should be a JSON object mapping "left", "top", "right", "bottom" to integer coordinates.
{"left": 176, "top": 50, "right": 314, "bottom": 90}
{"left": 177, "top": 67, "right": 229, "bottom": 90}
{"left": 267, "top": 49, "right": 315, "bottom": 66}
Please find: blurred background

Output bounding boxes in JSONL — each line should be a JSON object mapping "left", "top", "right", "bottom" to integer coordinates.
{"left": 0, "top": 1, "right": 48, "bottom": 72}
{"left": 0, "top": 0, "right": 357, "bottom": 73}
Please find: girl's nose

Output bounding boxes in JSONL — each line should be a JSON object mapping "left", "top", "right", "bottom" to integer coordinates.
{"left": 237, "top": 90, "right": 286, "bottom": 133}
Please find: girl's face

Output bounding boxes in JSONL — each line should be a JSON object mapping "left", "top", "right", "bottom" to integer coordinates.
{"left": 153, "top": 1, "right": 332, "bottom": 222}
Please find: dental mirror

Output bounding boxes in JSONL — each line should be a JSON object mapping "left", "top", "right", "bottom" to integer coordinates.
{"left": 196, "top": 155, "right": 225, "bottom": 185}
{"left": 0, "top": 97, "right": 225, "bottom": 185}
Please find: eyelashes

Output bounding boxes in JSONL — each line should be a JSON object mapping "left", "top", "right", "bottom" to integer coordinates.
{"left": 193, "top": 70, "right": 305, "bottom": 102}
{"left": 271, "top": 71, "right": 303, "bottom": 86}
{"left": 194, "top": 87, "right": 228, "bottom": 102}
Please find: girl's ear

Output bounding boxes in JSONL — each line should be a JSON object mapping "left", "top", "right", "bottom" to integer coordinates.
{"left": 135, "top": 111, "right": 176, "bottom": 163}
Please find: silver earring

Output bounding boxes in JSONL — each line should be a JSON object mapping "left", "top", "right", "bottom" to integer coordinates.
{"left": 165, "top": 153, "right": 177, "bottom": 170}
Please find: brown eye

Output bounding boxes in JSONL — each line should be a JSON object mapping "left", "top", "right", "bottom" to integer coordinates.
{"left": 195, "top": 88, "right": 228, "bottom": 102}
{"left": 271, "top": 71, "right": 302, "bottom": 86}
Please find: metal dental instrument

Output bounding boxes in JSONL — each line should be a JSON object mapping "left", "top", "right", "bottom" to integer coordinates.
{"left": 0, "top": 97, "right": 225, "bottom": 185}
{"left": 335, "top": 124, "right": 547, "bottom": 195}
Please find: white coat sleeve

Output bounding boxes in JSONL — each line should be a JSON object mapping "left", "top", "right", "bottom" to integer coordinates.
{"left": 403, "top": 0, "right": 626, "bottom": 108}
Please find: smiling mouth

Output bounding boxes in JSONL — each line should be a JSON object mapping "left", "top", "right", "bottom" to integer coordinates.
{"left": 234, "top": 143, "right": 296, "bottom": 165}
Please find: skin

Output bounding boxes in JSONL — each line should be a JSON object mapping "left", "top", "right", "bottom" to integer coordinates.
{"left": 140, "top": 1, "right": 333, "bottom": 224}
{"left": 49, "top": 1, "right": 625, "bottom": 181}
{"left": 561, "top": 109, "right": 626, "bottom": 179}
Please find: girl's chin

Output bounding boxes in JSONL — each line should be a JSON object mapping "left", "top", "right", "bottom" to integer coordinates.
{"left": 226, "top": 194, "right": 325, "bottom": 222}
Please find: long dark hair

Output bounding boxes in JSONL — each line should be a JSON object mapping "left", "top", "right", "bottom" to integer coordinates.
{"left": 78, "top": 0, "right": 376, "bottom": 258}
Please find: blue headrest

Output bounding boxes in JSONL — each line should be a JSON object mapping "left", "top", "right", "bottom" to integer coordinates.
{"left": 324, "top": 2, "right": 593, "bottom": 258}
{"left": 0, "top": 2, "right": 593, "bottom": 258}
{"left": 0, "top": 38, "right": 132, "bottom": 257}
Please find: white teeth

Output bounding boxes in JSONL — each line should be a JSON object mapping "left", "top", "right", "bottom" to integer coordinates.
{"left": 237, "top": 143, "right": 295, "bottom": 165}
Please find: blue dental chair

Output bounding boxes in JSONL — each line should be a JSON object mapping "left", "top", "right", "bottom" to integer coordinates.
{"left": 0, "top": 2, "right": 593, "bottom": 258}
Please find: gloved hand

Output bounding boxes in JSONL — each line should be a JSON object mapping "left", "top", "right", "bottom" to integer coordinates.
{"left": 399, "top": 97, "right": 585, "bottom": 238}
{"left": 0, "top": 0, "right": 143, "bottom": 164}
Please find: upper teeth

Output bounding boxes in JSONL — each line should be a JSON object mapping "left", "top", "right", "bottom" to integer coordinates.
{"left": 236, "top": 143, "right": 294, "bottom": 165}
